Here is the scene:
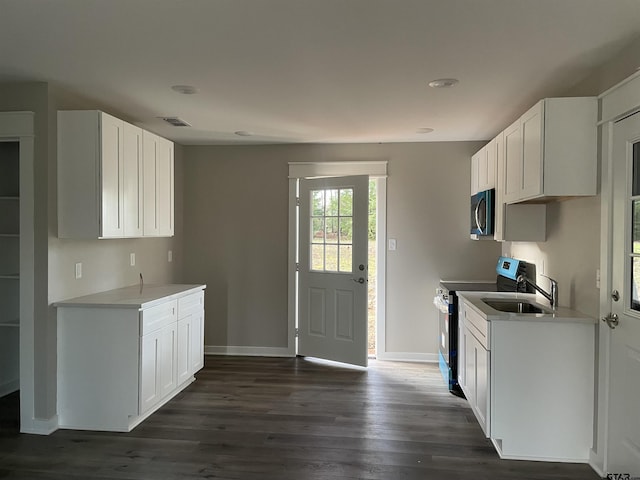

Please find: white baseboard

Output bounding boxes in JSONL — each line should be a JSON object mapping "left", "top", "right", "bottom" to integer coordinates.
{"left": 205, "top": 345, "right": 294, "bottom": 357}
{"left": 375, "top": 352, "right": 439, "bottom": 363}
{"left": 20, "top": 414, "right": 59, "bottom": 435}
{"left": 0, "top": 379, "right": 19, "bottom": 398}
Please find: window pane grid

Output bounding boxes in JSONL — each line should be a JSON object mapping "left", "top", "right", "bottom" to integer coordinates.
{"left": 310, "top": 187, "right": 353, "bottom": 273}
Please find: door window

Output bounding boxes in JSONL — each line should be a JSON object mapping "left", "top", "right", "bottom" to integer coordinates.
{"left": 310, "top": 188, "right": 353, "bottom": 273}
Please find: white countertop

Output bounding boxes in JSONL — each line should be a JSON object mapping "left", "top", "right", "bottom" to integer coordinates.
{"left": 457, "top": 291, "right": 596, "bottom": 324}
{"left": 54, "top": 284, "right": 206, "bottom": 310}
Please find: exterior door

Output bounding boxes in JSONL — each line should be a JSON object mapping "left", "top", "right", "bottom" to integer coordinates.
{"left": 298, "top": 175, "right": 368, "bottom": 367}
{"left": 607, "top": 111, "right": 640, "bottom": 476}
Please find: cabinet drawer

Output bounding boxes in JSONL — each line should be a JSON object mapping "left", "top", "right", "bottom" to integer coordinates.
{"left": 141, "top": 300, "right": 177, "bottom": 336}
{"left": 178, "top": 291, "right": 204, "bottom": 319}
{"left": 463, "top": 303, "right": 489, "bottom": 349}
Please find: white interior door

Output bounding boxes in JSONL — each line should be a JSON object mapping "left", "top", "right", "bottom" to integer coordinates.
{"left": 298, "top": 175, "right": 368, "bottom": 367}
{"left": 607, "top": 111, "right": 640, "bottom": 476}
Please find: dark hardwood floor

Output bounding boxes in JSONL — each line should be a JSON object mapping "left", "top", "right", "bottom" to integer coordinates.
{"left": 0, "top": 356, "right": 600, "bottom": 479}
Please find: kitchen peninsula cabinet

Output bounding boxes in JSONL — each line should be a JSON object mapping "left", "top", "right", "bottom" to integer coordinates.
{"left": 57, "top": 110, "right": 174, "bottom": 239}
{"left": 56, "top": 284, "right": 205, "bottom": 432}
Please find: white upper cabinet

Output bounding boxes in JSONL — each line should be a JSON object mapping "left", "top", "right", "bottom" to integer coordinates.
{"left": 470, "top": 140, "right": 496, "bottom": 194}
{"left": 142, "top": 131, "right": 174, "bottom": 237}
{"left": 58, "top": 110, "right": 174, "bottom": 239}
{"left": 503, "top": 97, "right": 597, "bottom": 204}
{"left": 58, "top": 110, "right": 124, "bottom": 238}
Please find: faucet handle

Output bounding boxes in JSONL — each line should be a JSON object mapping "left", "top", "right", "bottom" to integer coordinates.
{"left": 540, "top": 274, "right": 557, "bottom": 285}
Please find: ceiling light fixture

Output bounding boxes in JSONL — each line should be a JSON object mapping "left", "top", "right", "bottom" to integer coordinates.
{"left": 234, "top": 130, "right": 253, "bottom": 137}
{"left": 416, "top": 127, "right": 434, "bottom": 134}
{"left": 428, "top": 78, "right": 459, "bottom": 88}
{"left": 171, "top": 85, "right": 198, "bottom": 95}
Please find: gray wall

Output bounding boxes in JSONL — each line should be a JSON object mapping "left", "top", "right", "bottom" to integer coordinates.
{"left": 0, "top": 82, "right": 183, "bottom": 420}
{"left": 182, "top": 142, "right": 502, "bottom": 355}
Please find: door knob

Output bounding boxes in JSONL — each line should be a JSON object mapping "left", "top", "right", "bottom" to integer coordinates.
{"left": 353, "top": 277, "right": 365, "bottom": 284}
{"left": 602, "top": 312, "right": 619, "bottom": 329}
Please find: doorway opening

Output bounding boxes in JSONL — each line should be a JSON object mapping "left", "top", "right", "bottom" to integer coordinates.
{"left": 287, "top": 162, "right": 387, "bottom": 366}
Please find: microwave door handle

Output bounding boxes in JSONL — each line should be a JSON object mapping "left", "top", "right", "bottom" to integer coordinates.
{"left": 474, "top": 200, "right": 482, "bottom": 231}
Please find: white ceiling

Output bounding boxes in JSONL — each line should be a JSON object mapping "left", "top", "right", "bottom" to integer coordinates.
{"left": 2, "top": 0, "right": 640, "bottom": 145}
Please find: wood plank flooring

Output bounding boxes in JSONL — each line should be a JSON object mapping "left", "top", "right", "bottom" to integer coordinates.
{"left": 0, "top": 356, "right": 600, "bottom": 479}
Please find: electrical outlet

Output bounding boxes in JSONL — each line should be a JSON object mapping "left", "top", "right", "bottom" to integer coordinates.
{"left": 75, "top": 262, "right": 82, "bottom": 279}
{"left": 168, "top": 250, "right": 173, "bottom": 262}
{"left": 130, "top": 253, "right": 136, "bottom": 267}
{"left": 596, "top": 269, "right": 601, "bottom": 289}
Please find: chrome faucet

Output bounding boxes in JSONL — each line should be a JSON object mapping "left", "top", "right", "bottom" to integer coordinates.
{"left": 516, "top": 274, "right": 558, "bottom": 310}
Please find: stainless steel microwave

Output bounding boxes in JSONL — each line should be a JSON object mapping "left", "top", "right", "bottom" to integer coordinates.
{"left": 470, "top": 189, "right": 494, "bottom": 238}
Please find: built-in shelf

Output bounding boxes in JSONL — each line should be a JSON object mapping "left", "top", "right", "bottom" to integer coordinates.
{"left": 0, "top": 196, "right": 19, "bottom": 200}
{"left": 0, "top": 274, "right": 19, "bottom": 279}
{"left": 0, "top": 319, "right": 19, "bottom": 328}
{"left": 0, "top": 233, "right": 19, "bottom": 238}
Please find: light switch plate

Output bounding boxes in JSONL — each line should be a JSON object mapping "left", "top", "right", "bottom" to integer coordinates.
{"left": 388, "top": 239, "right": 397, "bottom": 251}
{"left": 75, "top": 262, "right": 82, "bottom": 279}
{"left": 168, "top": 250, "right": 173, "bottom": 262}
{"left": 130, "top": 253, "right": 135, "bottom": 267}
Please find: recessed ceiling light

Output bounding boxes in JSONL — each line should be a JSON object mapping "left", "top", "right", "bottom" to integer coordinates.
{"left": 234, "top": 130, "right": 253, "bottom": 137}
{"left": 416, "top": 127, "right": 434, "bottom": 134}
{"left": 171, "top": 85, "right": 198, "bottom": 95}
{"left": 428, "top": 78, "right": 459, "bottom": 88}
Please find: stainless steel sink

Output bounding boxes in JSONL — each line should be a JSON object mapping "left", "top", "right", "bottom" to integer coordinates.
{"left": 482, "top": 299, "right": 551, "bottom": 314}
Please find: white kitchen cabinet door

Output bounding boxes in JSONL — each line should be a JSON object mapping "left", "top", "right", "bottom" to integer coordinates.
{"left": 100, "top": 113, "right": 125, "bottom": 238}
{"left": 503, "top": 120, "right": 522, "bottom": 204}
{"left": 520, "top": 101, "right": 544, "bottom": 200}
{"left": 140, "top": 329, "right": 162, "bottom": 414}
{"left": 464, "top": 325, "right": 475, "bottom": 404}
{"left": 473, "top": 333, "right": 490, "bottom": 436}
{"left": 122, "top": 123, "right": 144, "bottom": 237}
{"left": 143, "top": 131, "right": 160, "bottom": 236}
{"left": 177, "top": 317, "right": 192, "bottom": 385}
{"left": 458, "top": 305, "right": 468, "bottom": 397}
{"left": 480, "top": 138, "right": 496, "bottom": 191}
{"left": 160, "top": 323, "right": 177, "bottom": 399}
{"left": 470, "top": 150, "right": 482, "bottom": 195}
{"left": 190, "top": 309, "right": 204, "bottom": 373}
{"left": 157, "top": 137, "right": 174, "bottom": 237}
{"left": 143, "top": 132, "right": 174, "bottom": 237}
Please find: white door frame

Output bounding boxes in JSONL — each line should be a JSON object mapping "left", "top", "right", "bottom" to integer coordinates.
{"left": 593, "top": 71, "right": 640, "bottom": 475}
{"left": 287, "top": 161, "right": 387, "bottom": 358}
{"left": 0, "top": 112, "right": 36, "bottom": 434}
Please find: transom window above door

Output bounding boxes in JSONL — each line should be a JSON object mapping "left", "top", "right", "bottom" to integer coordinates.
{"left": 310, "top": 188, "right": 353, "bottom": 273}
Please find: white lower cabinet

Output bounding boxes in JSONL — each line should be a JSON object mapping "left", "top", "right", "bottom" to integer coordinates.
{"left": 56, "top": 285, "right": 205, "bottom": 432}
{"left": 460, "top": 302, "right": 490, "bottom": 437}
{"left": 458, "top": 297, "right": 595, "bottom": 462}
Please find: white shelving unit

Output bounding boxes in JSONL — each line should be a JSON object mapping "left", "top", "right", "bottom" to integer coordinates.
{"left": 0, "top": 141, "right": 20, "bottom": 398}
